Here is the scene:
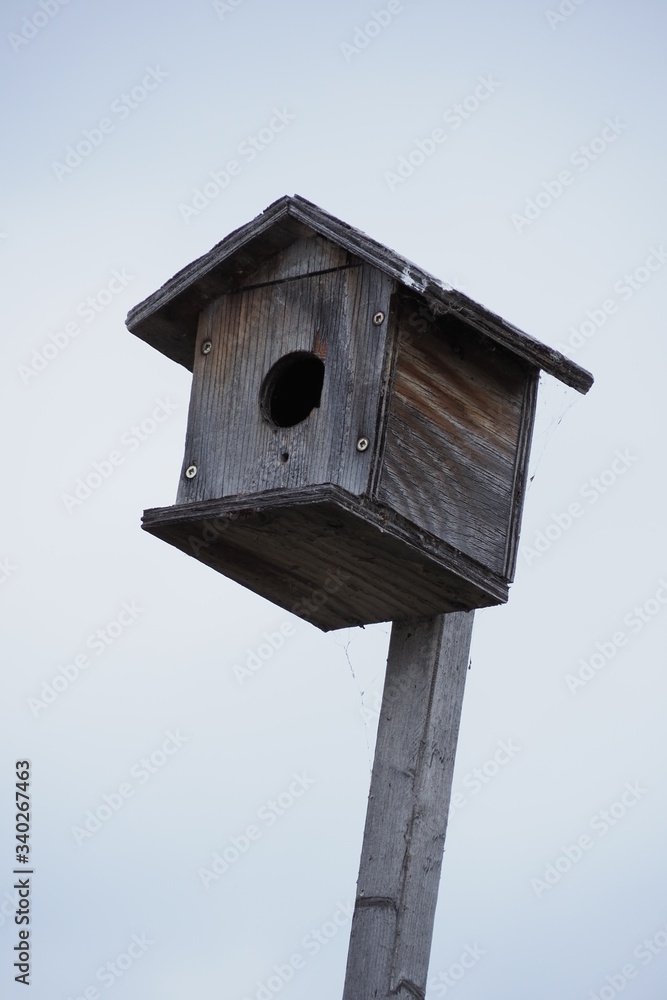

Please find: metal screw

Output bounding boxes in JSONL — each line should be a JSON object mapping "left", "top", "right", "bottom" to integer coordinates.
{"left": 372, "top": 311, "right": 385, "bottom": 326}
{"left": 356, "top": 437, "right": 369, "bottom": 452}
{"left": 201, "top": 340, "right": 212, "bottom": 355}
{"left": 185, "top": 464, "right": 198, "bottom": 479}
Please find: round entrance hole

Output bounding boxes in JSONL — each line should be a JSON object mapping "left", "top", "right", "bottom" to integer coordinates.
{"left": 260, "top": 352, "right": 325, "bottom": 428}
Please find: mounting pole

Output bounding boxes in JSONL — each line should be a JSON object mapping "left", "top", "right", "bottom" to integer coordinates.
{"left": 342, "top": 611, "right": 475, "bottom": 1000}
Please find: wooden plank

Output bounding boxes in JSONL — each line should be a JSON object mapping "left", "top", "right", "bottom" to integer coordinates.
{"left": 236, "top": 234, "right": 355, "bottom": 287}
{"left": 503, "top": 368, "right": 539, "bottom": 580}
{"left": 176, "top": 264, "right": 394, "bottom": 504}
{"left": 126, "top": 195, "right": 593, "bottom": 394}
{"left": 378, "top": 298, "right": 528, "bottom": 574}
{"left": 342, "top": 611, "right": 475, "bottom": 1000}
{"left": 141, "top": 486, "right": 507, "bottom": 630}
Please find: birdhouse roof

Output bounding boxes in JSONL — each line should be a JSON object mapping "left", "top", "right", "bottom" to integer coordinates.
{"left": 126, "top": 194, "right": 593, "bottom": 393}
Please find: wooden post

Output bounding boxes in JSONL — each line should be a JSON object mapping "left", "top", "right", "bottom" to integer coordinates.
{"left": 342, "top": 611, "right": 475, "bottom": 1000}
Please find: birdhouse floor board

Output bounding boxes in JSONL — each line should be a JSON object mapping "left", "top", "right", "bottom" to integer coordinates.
{"left": 142, "top": 487, "right": 507, "bottom": 631}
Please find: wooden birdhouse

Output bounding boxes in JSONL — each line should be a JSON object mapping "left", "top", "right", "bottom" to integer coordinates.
{"left": 126, "top": 195, "right": 592, "bottom": 631}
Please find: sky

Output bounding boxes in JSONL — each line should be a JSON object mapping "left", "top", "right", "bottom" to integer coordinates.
{"left": 1, "top": 0, "right": 667, "bottom": 997}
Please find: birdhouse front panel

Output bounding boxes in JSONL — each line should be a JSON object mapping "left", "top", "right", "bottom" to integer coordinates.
{"left": 176, "top": 254, "right": 393, "bottom": 505}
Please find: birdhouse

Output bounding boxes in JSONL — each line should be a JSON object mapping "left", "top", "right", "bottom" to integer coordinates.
{"left": 126, "top": 196, "right": 592, "bottom": 631}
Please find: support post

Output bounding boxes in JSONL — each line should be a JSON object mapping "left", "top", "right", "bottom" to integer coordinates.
{"left": 342, "top": 611, "right": 475, "bottom": 1000}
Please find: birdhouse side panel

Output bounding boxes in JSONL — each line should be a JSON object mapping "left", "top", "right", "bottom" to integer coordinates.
{"left": 503, "top": 367, "right": 539, "bottom": 581}
{"left": 377, "top": 300, "right": 530, "bottom": 576}
{"left": 175, "top": 264, "right": 393, "bottom": 504}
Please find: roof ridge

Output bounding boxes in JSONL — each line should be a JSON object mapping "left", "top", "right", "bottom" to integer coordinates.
{"left": 126, "top": 195, "right": 593, "bottom": 394}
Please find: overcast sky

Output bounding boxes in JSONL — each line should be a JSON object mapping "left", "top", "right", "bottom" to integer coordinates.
{"left": 2, "top": 1, "right": 667, "bottom": 998}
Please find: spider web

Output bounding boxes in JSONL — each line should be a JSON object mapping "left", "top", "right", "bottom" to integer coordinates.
{"left": 526, "top": 372, "right": 581, "bottom": 489}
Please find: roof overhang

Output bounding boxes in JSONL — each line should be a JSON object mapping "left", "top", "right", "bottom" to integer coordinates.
{"left": 126, "top": 194, "right": 593, "bottom": 394}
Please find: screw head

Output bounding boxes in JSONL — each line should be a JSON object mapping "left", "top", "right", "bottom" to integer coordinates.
{"left": 356, "top": 437, "right": 370, "bottom": 452}
{"left": 185, "top": 464, "right": 198, "bottom": 479}
{"left": 372, "top": 311, "right": 385, "bottom": 326}
{"left": 201, "top": 340, "right": 212, "bottom": 355}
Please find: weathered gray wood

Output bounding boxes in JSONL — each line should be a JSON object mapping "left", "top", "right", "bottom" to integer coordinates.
{"left": 126, "top": 194, "right": 593, "bottom": 394}
{"left": 287, "top": 199, "right": 592, "bottom": 393}
{"left": 236, "top": 234, "right": 354, "bottom": 287}
{"left": 378, "top": 297, "right": 530, "bottom": 575}
{"left": 141, "top": 487, "right": 506, "bottom": 630}
{"left": 177, "top": 262, "right": 394, "bottom": 503}
{"left": 503, "top": 368, "right": 539, "bottom": 580}
{"left": 128, "top": 198, "right": 593, "bottom": 628}
{"left": 342, "top": 612, "right": 475, "bottom": 1000}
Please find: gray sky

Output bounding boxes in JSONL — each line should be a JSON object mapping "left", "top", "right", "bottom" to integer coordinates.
{"left": 2, "top": 0, "right": 667, "bottom": 997}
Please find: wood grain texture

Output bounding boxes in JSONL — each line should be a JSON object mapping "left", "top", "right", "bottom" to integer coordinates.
{"left": 236, "top": 234, "right": 354, "bottom": 287}
{"left": 126, "top": 194, "right": 593, "bottom": 394}
{"left": 286, "top": 198, "right": 592, "bottom": 393}
{"left": 342, "top": 612, "right": 475, "bottom": 1000}
{"left": 176, "top": 263, "right": 393, "bottom": 503}
{"left": 503, "top": 367, "right": 539, "bottom": 580}
{"left": 141, "top": 486, "right": 507, "bottom": 630}
{"left": 378, "top": 297, "right": 530, "bottom": 575}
